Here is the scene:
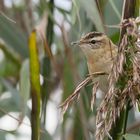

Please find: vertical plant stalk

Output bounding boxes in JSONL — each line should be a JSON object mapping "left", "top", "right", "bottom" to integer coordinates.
{"left": 119, "top": 0, "right": 136, "bottom": 44}
{"left": 111, "top": 101, "right": 130, "bottom": 140}
{"left": 60, "top": 23, "right": 90, "bottom": 140}
{"left": 29, "top": 30, "right": 41, "bottom": 140}
{"left": 110, "top": 1, "right": 137, "bottom": 139}
{"left": 41, "top": 0, "right": 54, "bottom": 125}
{"left": 0, "top": 0, "right": 5, "bottom": 12}
{"left": 46, "top": 0, "right": 54, "bottom": 46}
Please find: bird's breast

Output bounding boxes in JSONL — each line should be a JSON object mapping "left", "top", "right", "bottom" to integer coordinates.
{"left": 86, "top": 48, "right": 114, "bottom": 74}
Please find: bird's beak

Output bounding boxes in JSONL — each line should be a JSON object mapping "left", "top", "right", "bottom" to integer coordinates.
{"left": 71, "top": 39, "right": 88, "bottom": 46}
{"left": 71, "top": 40, "right": 80, "bottom": 46}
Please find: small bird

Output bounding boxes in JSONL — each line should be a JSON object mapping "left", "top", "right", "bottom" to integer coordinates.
{"left": 72, "top": 32, "right": 117, "bottom": 92}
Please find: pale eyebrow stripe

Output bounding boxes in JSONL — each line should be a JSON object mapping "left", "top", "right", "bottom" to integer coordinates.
{"left": 90, "top": 36, "right": 105, "bottom": 41}
{"left": 83, "top": 32, "right": 104, "bottom": 40}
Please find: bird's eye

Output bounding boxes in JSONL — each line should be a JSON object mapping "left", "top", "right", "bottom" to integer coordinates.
{"left": 90, "top": 40, "right": 96, "bottom": 44}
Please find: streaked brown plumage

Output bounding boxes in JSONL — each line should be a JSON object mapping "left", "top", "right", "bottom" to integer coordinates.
{"left": 73, "top": 32, "right": 117, "bottom": 92}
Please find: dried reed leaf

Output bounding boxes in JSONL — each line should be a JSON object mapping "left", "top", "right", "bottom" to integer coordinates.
{"left": 91, "top": 82, "right": 99, "bottom": 111}
{"left": 96, "top": 17, "right": 140, "bottom": 140}
{"left": 59, "top": 72, "right": 107, "bottom": 115}
{"left": 59, "top": 76, "right": 91, "bottom": 115}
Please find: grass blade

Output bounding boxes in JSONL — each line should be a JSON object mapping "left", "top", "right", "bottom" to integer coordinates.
{"left": 29, "top": 30, "right": 41, "bottom": 140}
